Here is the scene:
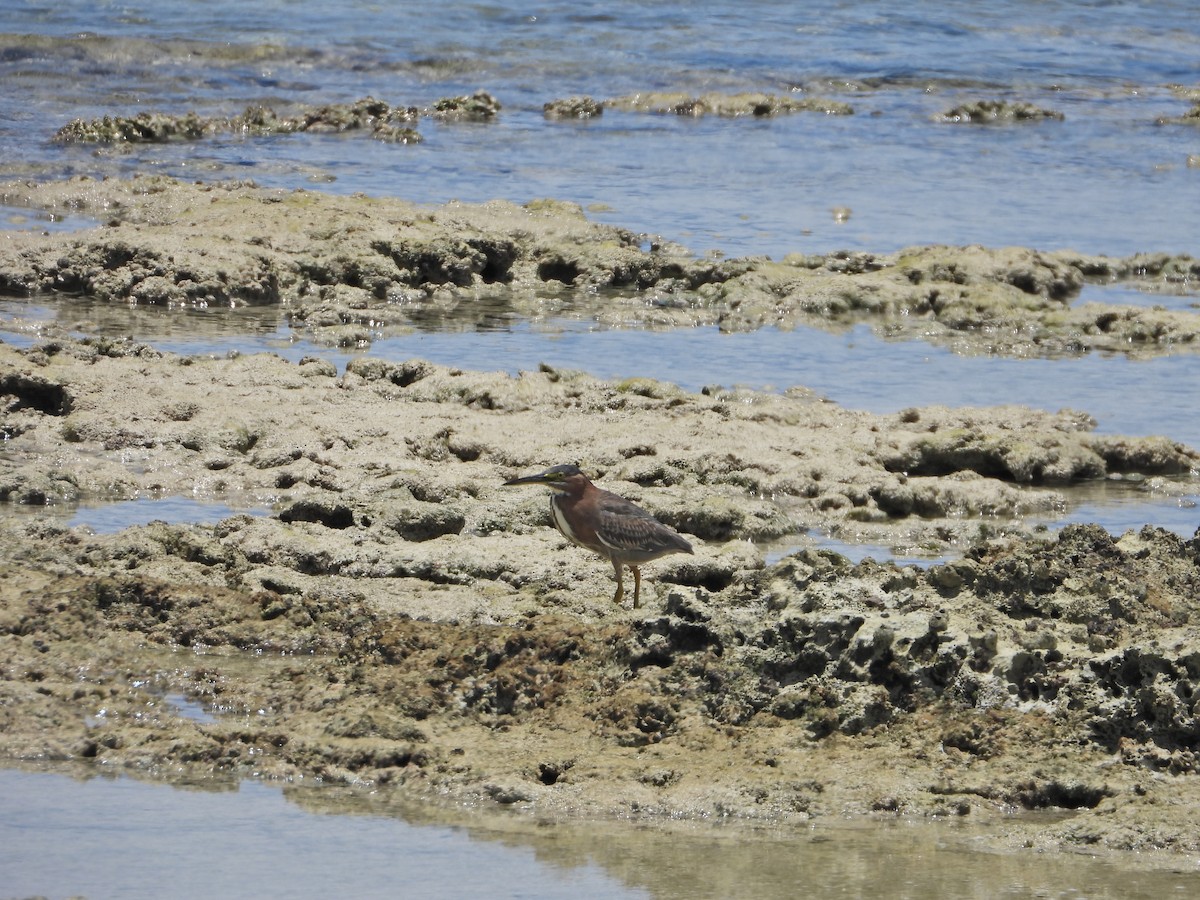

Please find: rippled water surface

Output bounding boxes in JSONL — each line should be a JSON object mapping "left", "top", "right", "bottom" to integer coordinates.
{"left": 2, "top": 1, "right": 1199, "bottom": 258}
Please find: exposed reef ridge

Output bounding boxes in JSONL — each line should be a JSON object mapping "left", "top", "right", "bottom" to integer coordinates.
{"left": 1, "top": 176, "right": 1198, "bottom": 357}
{"left": 52, "top": 93, "right": 504, "bottom": 146}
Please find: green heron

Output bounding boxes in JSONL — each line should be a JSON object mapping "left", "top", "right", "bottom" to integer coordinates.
{"left": 503, "top": 464, "right": 693, "bottom": 607}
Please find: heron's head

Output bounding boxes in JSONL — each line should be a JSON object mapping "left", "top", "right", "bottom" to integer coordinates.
{"left": 503, "top": 464, "right": 588, "bottom": 493}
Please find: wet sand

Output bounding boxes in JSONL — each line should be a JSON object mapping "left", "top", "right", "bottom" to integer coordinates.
{"left": 3, "top": 177, "right": 1200, "bottom": 865}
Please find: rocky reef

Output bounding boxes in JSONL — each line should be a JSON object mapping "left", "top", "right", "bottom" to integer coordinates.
{"left": 3, "top": 177, "right": 1200, "bottom": 861}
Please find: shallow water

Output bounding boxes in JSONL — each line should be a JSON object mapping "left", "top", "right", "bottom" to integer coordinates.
{"left": 0, "top": 481, "right": 273, "bottom": 534}
{"left": 3, "top": 767, "right": 1199, "bottom": 900}
{"left": 795, "top": 479, "right": 1200, "bottom": 568}
{"left": 1084, "top": 283, "right": 1200, "bottom": 314}
{"left": 2, "top": 2, "right": 1199, "bottom": 259}
{"left": 358, "top": 323, "right": 1200, "bottom": 449}
{"left": 0, "top": 768, "right": 635, "bottom": 900}
{"left": 59, "top": 496, "right": 273, "bottom": 533}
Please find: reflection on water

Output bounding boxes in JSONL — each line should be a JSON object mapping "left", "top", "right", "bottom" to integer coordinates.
{"left": 162, "top": 692, "right": 221, "bottom": 725}
{"left": 764, "top": 533, "right": 951, "bottom": 568}
{"left": 1029, "top": 478, "right": 1199, "bottom": 538}
{"left": 3, "top": 766, "right": 1198, "bottom": 900}
{"left": 0, "top": 295, "right": 292, "bottom": 350}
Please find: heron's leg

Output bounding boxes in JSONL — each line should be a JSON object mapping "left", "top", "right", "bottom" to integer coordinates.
{"left": 632, "top": 566, "right": 642, "bottom": 609}
{"left": 611, "top": 558, "right": 625, "bottom": 605}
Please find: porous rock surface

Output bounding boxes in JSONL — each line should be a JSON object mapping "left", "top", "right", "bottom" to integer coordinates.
{"left": 3, "top": 178, "right": 1200, "bottom": 864}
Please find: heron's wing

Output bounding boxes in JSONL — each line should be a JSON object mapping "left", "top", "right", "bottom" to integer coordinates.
{"left": 594, "top": 491, "right": 692, "bottom": 557}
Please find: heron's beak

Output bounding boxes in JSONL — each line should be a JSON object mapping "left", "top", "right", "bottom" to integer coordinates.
{"left": 503, "top": 470, "right": 556, "bottom": 487}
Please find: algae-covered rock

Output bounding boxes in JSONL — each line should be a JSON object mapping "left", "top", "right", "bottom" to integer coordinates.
{"left": 55, "top": 96, "right": 423, "bottom": 144}
{"left": 608, "top": 91, "right": 853, "bottom": 117}
{"left": 55, "top": 111, "right": 216, "bottom": 143}
{"left": 544, "top": 96, "right": 603, "bottom": 119}
{"left": 938, "top": 99, "right": 1064, "bottom": 123}
{"left": 431, "top": 90, "right": 501, "bottom": 121}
